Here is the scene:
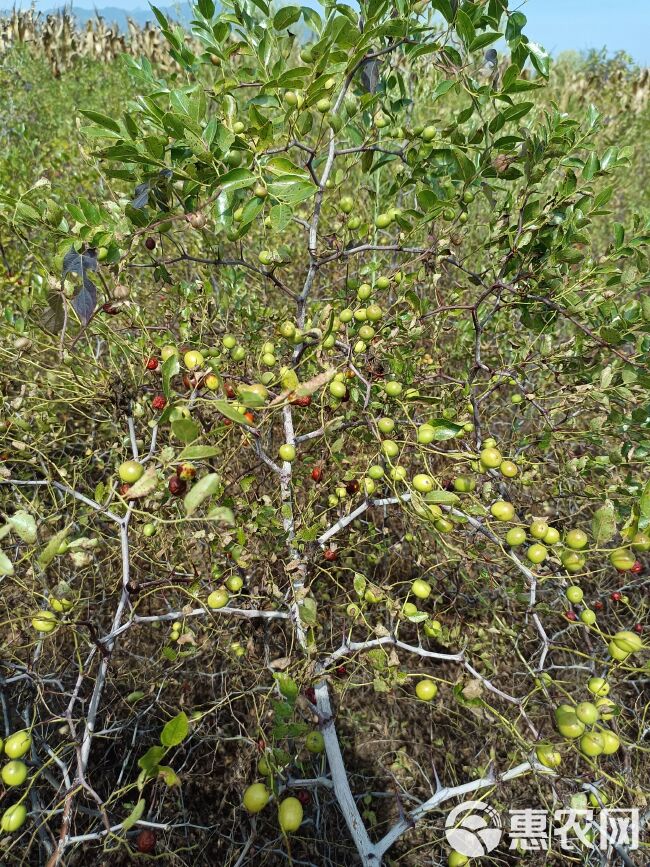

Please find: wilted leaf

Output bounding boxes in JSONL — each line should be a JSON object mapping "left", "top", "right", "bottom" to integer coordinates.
{"left": 158, "top": 765, "right": 180, "bottom": 786}
{"left": 592, "top": 500, "right": 616, "bottom": 543}
{"left": 38, "top": 527, "right": 71, "bottom": 567}
{"left": 0, "top": 550, "right": 14, "bottom": 576}
{"left": 184, "top": 473, "right": 220, "bottom": 516}
{"left": 462, "top": 679, "right": 484, "bottom": 700}
{"left": 125, "top": 467, "right": 159, "bottom": 499}
{"left": 62, "top": 247, "right": 98, "bottom": 326}
{"left": 206, "top": 506, "right": 235, "bottom": 525}
{"left": 160, "top": 711, "right": 189, "bottom": 747}
{"left": 7, "top": 510, "right": 37, "bottom": 544}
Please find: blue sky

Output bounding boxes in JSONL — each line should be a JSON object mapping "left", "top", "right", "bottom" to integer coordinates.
{"left": 8, "top": 1, "right": 650, "bottom": 66}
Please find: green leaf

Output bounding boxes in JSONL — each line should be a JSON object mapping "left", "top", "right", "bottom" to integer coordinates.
{"left": 122, "top": 798, "right": 146, "bottom": 832}
{"left": 197, "top": 0, "right": 215, "bottom": 18}
{"left": 267, "top": 179, "right": 317, "bottom": 204}
{"left": 639, "top": 480, "right": 650, "bottom": 531}
{"left": 455, "top": 10, "right": 475, "bottom": 48}
{"left": 425, "top": 490, "right": 460, "bottom": 505}
{"left": 273, "top": 5, "right": 300, "bottom": 30}
{"left": 162, "top": 353, "right": 180, "bottom": 399}
{"left": 592, "top": 500, "right": 616, "bottom": 544}
{"left": 184, "top": 473, "right": 220, "bottom": 516}
{"left": 206, "top": 506, "right": 235, "bottom": 525}
{"left": 216, "top": 168, "right": 256, "bottom": 193}
{"left": 427, "top": 419, "right": 464, "bottom": 440}
{"left": 269, "top": 204, "right": 293, "bottom": 231}
{"left": 528, "top": 41, "right": 550, "bottom": 78}
{"left": 177, "top": 445, "right": 221, "bottom": 460}
{"left": 171, "top": 418, "right": 201, "bottom": 443}
{"left": 7, "top": 510, "right": 37, "bottom": 544}
{"left": 214, "top": 400, "right": 252, "bottom": 426}
{"left": 582, "top": 152, "right": 600, "bottom": 181}
{"left": 469, "top": 32, "right": 502, "bottom": 52}
{"left": 79, "top": 109, "right": 122, "bottom": 134}
{"left": 160, "top": 711, "right": 189, "bottom": 747}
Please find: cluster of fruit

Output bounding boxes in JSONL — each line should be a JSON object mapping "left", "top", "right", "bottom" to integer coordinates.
{"left": 0, "top": 731, "right": 31, "bottom": 832}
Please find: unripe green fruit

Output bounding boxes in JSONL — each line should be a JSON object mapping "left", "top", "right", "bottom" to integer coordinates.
{"left": 500, "top": 459, "right": 518, "bottom": 478}
{"left": 421, "top": 125, "right": 436, "bottom": 141}
{"left": 358, "top": 325, "right": 375, "bottom": 341}
{"left": 329, "top": 380, "right": 347, "bottom": 399}
{"left": 243, "top": 783, "right": 270, "bottom": 813}
{"left": 378, "top": 417, "right": 395, "bottom": 434}
{"left": 375, "top": 213, "right": 391, "bottom": 229}
{"left": 529, "top": 520, "right": 548, "bottom": 540}
{"left": 118, "top": 460, "right": 144, "bottom": 483}
{"left": 384, "top": 380, "right": 402, "bottom": 397}
{"left": 609, "top": 548, "right": 635, "bottom": 571}
{"left": 231, "top": 346, "right": 247, "bottom": 362}
{"left": 382, "top": 440, "right": 399, "bottom": 458}
{"left": 565, "top": 529, "right": 588, "bottom": 550}
{"left": 208, "top": 589, "right": 229, "bottom": 609}
{"left": 305, "top": 731, "right": 325, "bottom": 753}
{"left": 1, "top": 804, "right": 27, "bottom": 832}
{"left": 527, "top": 544, "right": 548, "bottom": 564}
{"left": 580, "top": 609, "right": 596, "bottom": 625}
{"left": 366, "top": 304, "right": 383, "bottom": 322}
{"left": 184, "top": 350, "right": 204, "bottom": 370}
{"left": 434, "top": 518, "right": 454, "bottom": 533}
{"left": 32, "top": 611, "right": 57, "bottom": 633}
{"left": 506, "top": 527, "right": 527, "bottom": 547}
{"left": 403, "top": 602, "right": 418, "bottom": 617}
{"left": 566, "top": 586, "right": 584, "bottom": 604}
{"left": 353, "top": 308, "right": 367, "bottom": 322}
{"left": 1, "top": 760, "right": 28, "bottom": 787}
{"left": 278, "top": 796, "right": 304, "bottom": 832}
{"left": 376, "top": 276, "right": 390, "bottom": 290}
{"left": 587, "top": 677, "right": 609, "bottom": 697}
{"left": 448, "top": 853, "right": 469, "bottom": 867}
{"left": 580, "top": 732, "right": 604, "bottom": 756}
{"left": 411, "top": 579, "right": 431, "bottom": 599}
{"left": 611, "top": 630, "right": 642, "bottom": 653}
{"left": 278, "top": 444, "right": 296, "bottom": 462}
{"left": 258, "top": 250, "right": 274, "bottom": 266}
{"left": 490, "top": 501, "right": 515, "bottom": 521}
{"left": 363, "top": 477, "right": 376, "bottom": 495}
{"left": 391, "top": 466, "right": 407, "bottom": 481}
{"left": 368, "top": 465, "right": 384, "bottom": 480}
{"left": 340, "top": 195, "right": 354, "bottom": 214}
{"left": 412, "top": 474, "right": 434, "bottom": 493}
{"left": 561, "top": 550, "right": 585, "bottom": 573}
{"left": 4, "top": 732, "right": 30, "bottom": 759}
{"left": 536, "top": 744, "right": 562, "bottom": 768}
{"left": 279, "top": 321, "right": 296, "bottom": 339}
{"left": 357, "top": 283, "right": 372, "bottom": 300}
{"left": 223, "top": 334, "right": 237, "bottom": 349}
{"left": 597, "top": 730, "right": 619, "bottom": 755}
{"left": 339, "top": 308, "right": 353, "bottom": 323}
{"left": 557, "top": 713, "right": 585, "bottom": 739}
{"left": 632, "top": 532, "right": 650, "bottom": 552}
{"left": 415, "top": 679, "right": 438, "bottom": 701}
{"left": 424, "top": 619, "right": 442, "bottom": 638}
{"left": 453, "top": 475, "right": 476, "bottom": 493}
{"left": 316, "top": 98, "right": 332, "bottom": 113}
{"left": 479, "top": 447, "right": 502, "bottom": 468}
{"left": 262, "top": 352, "right": 276, "bottom": 366}
{"left": 142, "top": 523, "right": 156, "bottom": 538}
{"left": 543, "top": 526, "right": 560, "bottom": 545}
{"left": 575, "top": 701, "right": 599, "bottom": 724}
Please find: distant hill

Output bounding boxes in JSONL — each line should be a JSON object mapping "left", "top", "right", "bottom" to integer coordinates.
{"left": 1, "top": 5, "right": 194, "bottom": 30}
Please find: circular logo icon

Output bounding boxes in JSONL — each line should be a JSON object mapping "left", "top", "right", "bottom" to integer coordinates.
{"left": 445, "top": 800, "right": 503, "bottom": 857}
